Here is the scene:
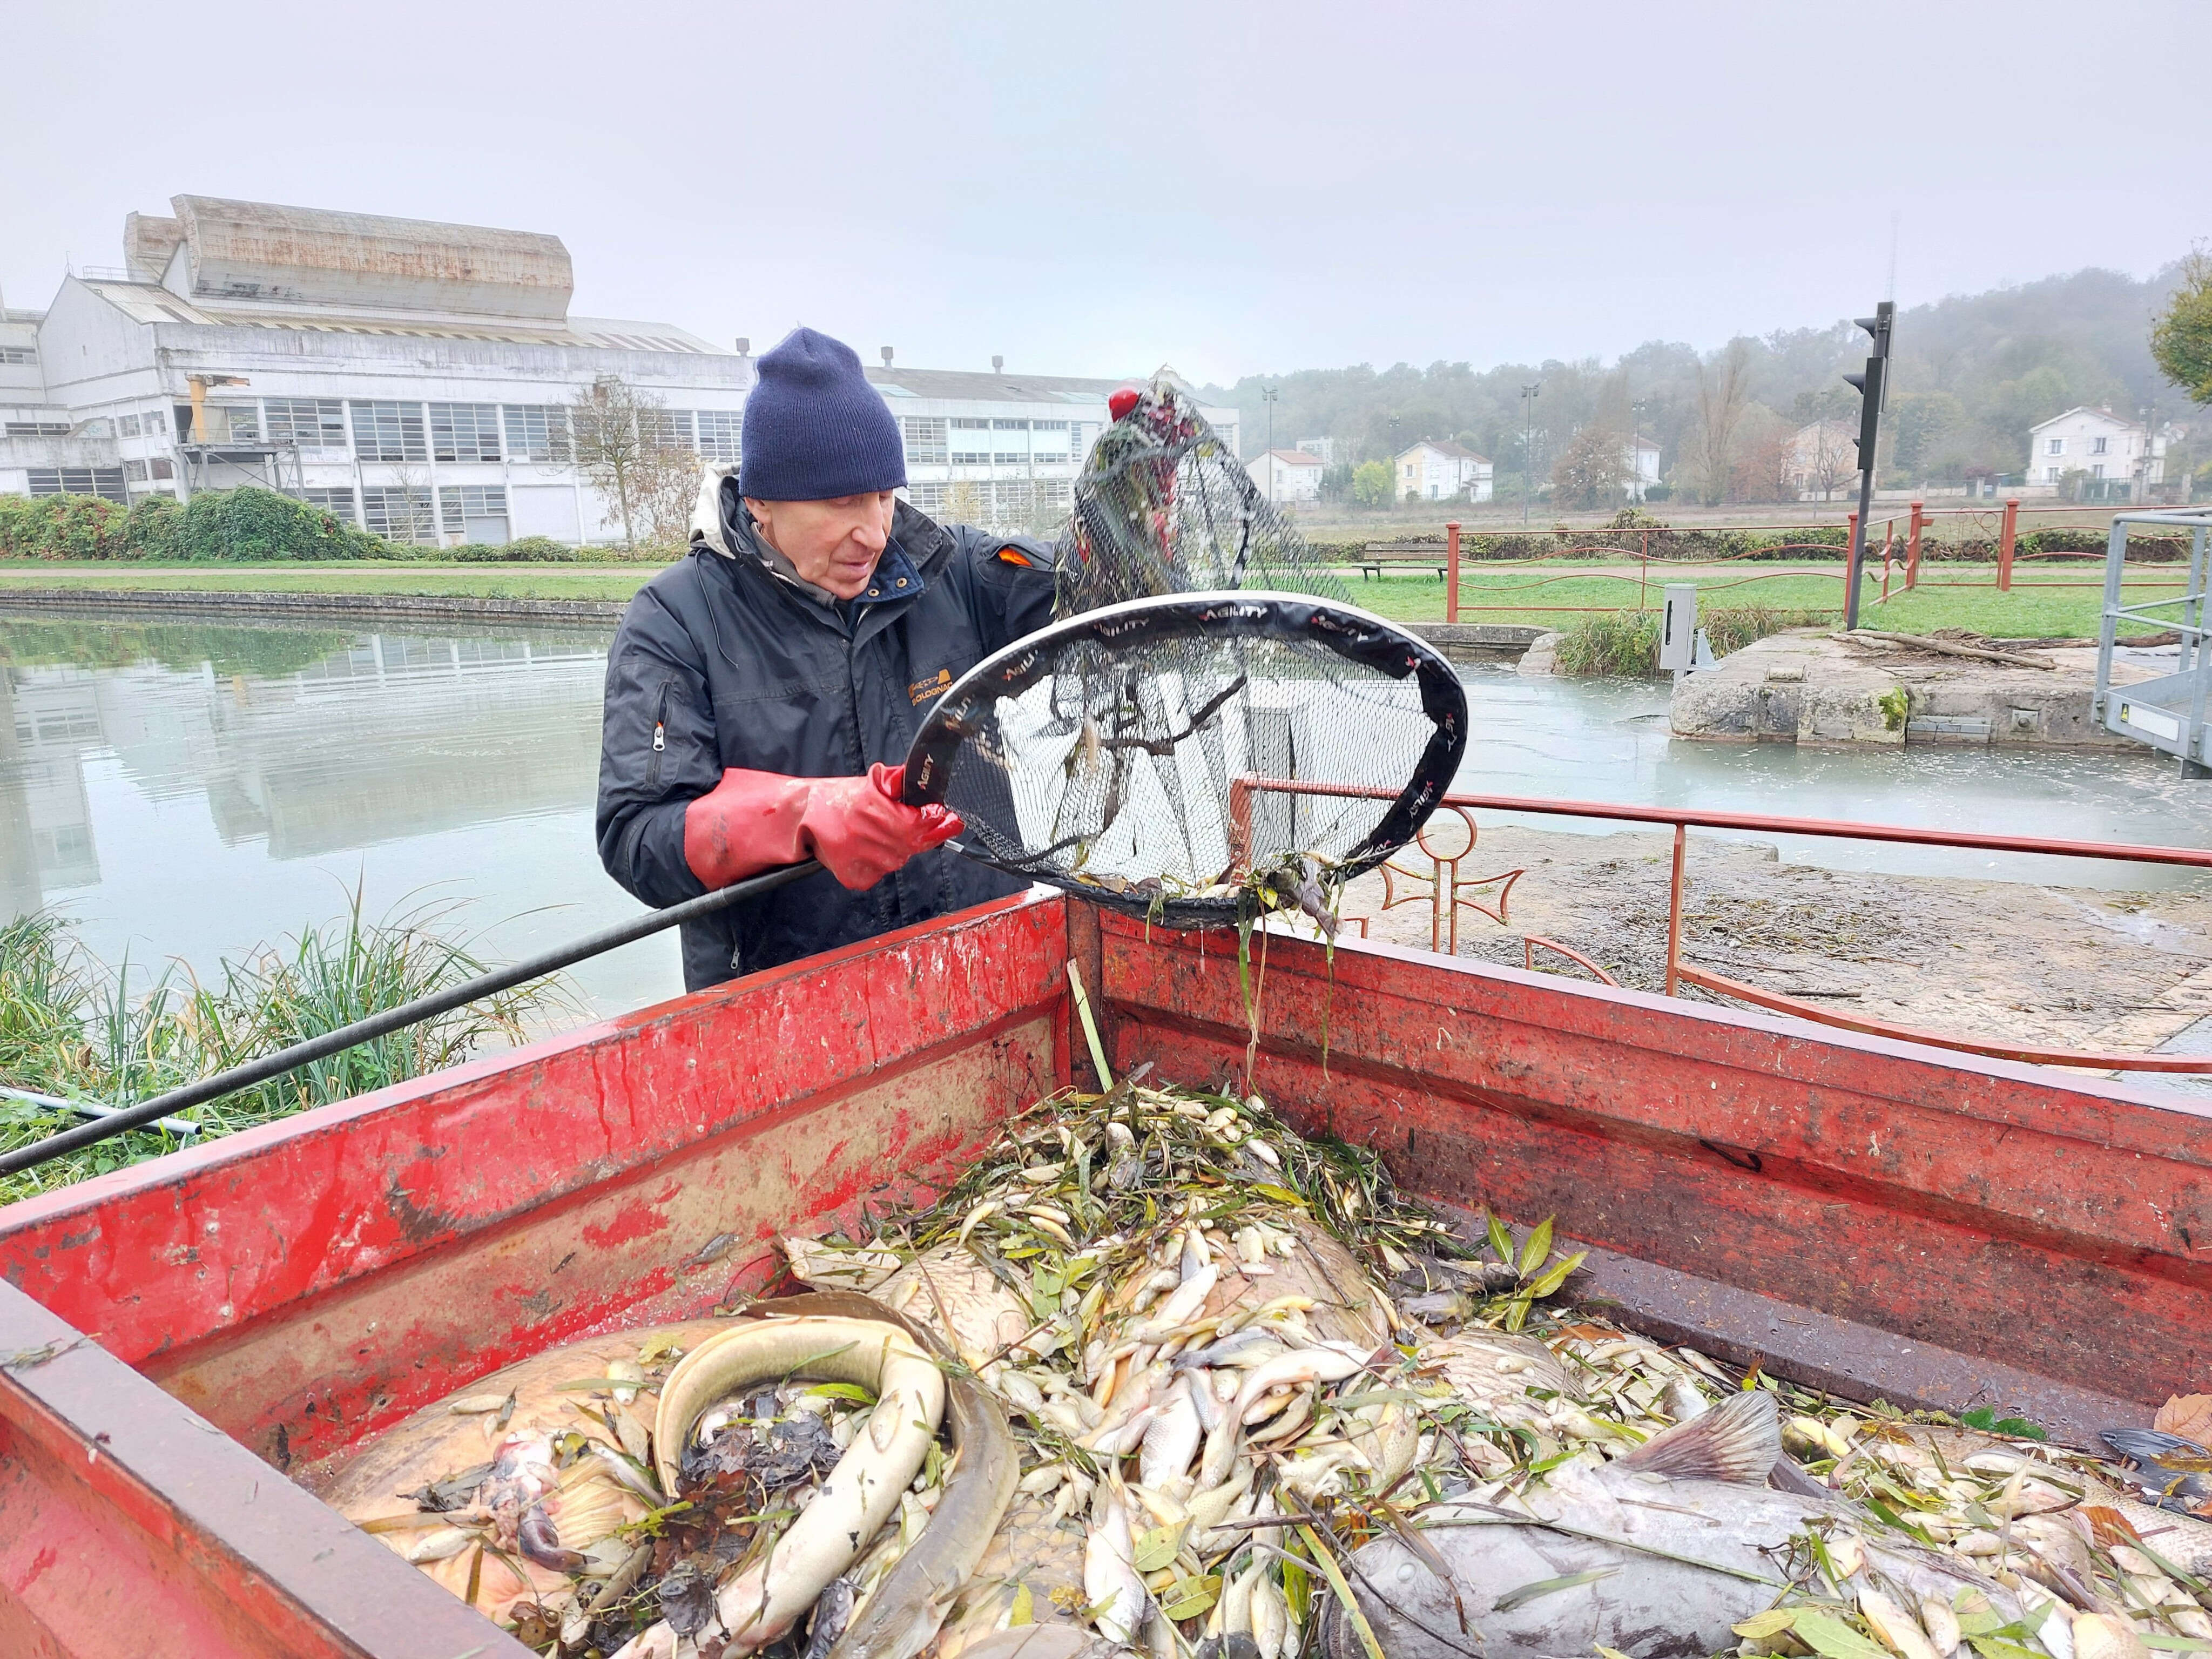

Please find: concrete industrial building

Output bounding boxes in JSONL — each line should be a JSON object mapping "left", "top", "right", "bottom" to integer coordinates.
{"left": 1, "top": 196, "right": 1237, "bottom": 542}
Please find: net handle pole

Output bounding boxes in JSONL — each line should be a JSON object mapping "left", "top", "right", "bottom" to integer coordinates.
{"left": 1226, "top": 776, "right": 1256, "bottom": 877}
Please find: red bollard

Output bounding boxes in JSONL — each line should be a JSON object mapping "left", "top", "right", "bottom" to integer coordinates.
{"left": 1998, "top": 498, "right": 2019, "bottom": 592}
{"left": 1446, "top": 521, "right": 1461, "bottom": 624}
{"left": 1906, "top": 500, "right": 1924, "bottom": 590}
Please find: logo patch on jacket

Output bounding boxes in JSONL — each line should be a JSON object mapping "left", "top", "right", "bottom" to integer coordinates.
{"left": 909, "top": 667, "right": 954, "bottom": 705}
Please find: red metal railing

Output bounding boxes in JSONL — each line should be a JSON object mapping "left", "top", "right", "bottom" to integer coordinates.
{"left": 1228, "top": 776, "right": 2212, "bottom": 1073}
{"left": 1377, "top": 505, "right": 2191, "bottom": 617}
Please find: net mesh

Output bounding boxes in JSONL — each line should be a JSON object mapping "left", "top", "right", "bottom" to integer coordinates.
{"left": 911, "top": 596, "right": 1465, "bottom": 928}
{"left": 1057, "top": 379, "right": 1350, "bottom": 616}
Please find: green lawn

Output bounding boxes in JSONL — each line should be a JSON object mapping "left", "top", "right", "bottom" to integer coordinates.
{"left": 0, "top": 557, "right": 2180, "bottom": 640}
{"left": 1339, "top": 559, "right": 2175, "bottom": 639}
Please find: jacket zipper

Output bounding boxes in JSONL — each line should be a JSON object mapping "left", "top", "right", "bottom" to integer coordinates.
{"left": 646, "top": 678, "right": 672, "bottom": 790}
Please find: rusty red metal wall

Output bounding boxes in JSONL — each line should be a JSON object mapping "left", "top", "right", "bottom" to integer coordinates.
{"left": 1093, "top": 912, "right": 2212, "bottom": 1407}
{"left": 1, "top": 893, "right": 1069, "bottom": 1474}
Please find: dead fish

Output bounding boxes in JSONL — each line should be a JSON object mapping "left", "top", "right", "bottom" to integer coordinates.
{"left": 2101, "top": 1427, "right": 2212, "bottom": 1513}
{"left": 481, "top": 1431, "right": 581, "bottom": 1570}
{"left": 1320, "top": 1391, "right": 2033, "bottom": 1659}
{"left": 801, "top": 1577, "right": 857, "bottom": 1659}
{"left": 1174, "top": 1330, "right": 1284, "bottom": 1372}
{"left": 1084, "top": 1478, "right": 1151, "bottom": 1647}
{"left": 1138, "top": 1375, "right": 1204, "bottom": 1490}
{"left": 1228, "top": 1341, "right": 1371, "bottom": 1420}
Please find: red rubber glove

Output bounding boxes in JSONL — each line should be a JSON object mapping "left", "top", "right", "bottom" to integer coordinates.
{"left": 683, "top": 763, "right": 962, "bottom": 893}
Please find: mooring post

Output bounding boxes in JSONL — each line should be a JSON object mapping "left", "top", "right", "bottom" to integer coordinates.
{"left": 1446, "top": 520, "right": 1461, "bottom": 623}
{"left": 1999, "top": 498, "right": 2020, "bottom": 592}
{"left": 1907, "top": 500, "right": 1924, "bottom": 590}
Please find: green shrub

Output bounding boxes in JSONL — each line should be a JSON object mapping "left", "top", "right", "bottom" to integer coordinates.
{"left": 175, "top": 486, "right": 366, "bottom": 561}
{"left": 1553, "top": 610, "right": 1661, "bottom": 677}
{"left": 1701, "top": 603, "right": 1837, "bottom": 657}
{"left": 0, "top": 493, "right": 133, "bottom": 559}
{"left": 450, "top": 535, "right": 579, "bottom": 562}
{"left": 123, "top": 493, "right": 184, "bottom": 558}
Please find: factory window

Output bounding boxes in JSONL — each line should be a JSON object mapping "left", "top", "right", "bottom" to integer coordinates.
{"left": 361, "top": 485, "right": 436, "bottom": 541}
{"left": 901, "top": 416, "right": 948, "bottom": 466}
{"left": 150, "top": 457, "right": 174, "bottom": 480}
{"left": 27, "top": 468, "right": 129, "bottom": 502}
{"left": 949, "top": 417, "right": 992, "bottom": 465}
{"left": 429, "top": 402, "right": 503, "bottom": 462}
{"left": 145, "top": 408, "right": 168, "bottom": 435}
{"left": 123, "top": 458, "right": 147, "bottom": 481}
{"left": 5, "top": 421, "right": 70, "bottom": 436}
{"left": 697, "top": 410, "right": 743, "bottom": 465}
{"left": 300, "top": 487, "right": 358, "bottom": 525}
{"left": 266, "top": 397, "right": 349, "bottom": 450}
{"left": 0, "top": 347, "right": 34, "bottom": 365}
{"left": 350, "top": 400, "right": 428, "bottom": 462}
{"left": 208, "top": 403, "right": 259, "bottom": 443}
{"left": 502, "top": 404, "right": 571, "bottom": 463}
{"left": 118, "top": 413, "right": 141, "bottom": 437}
{"left": 638, "top": 409, "right": 696, "bottom": 453}
{"left": 439, "top": 485, "right": 510, "bottom": 534}
{"left": 905, "top": 482, "right": 948, "bottom": 514}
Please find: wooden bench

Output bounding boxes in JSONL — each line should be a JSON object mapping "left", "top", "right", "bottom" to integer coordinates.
{"left": 1350, "top": 540, "right": 1450, "bottom": 579}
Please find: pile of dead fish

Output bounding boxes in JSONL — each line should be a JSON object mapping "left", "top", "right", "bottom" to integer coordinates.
{"left": 341, "top": 1078, "right": 2212, "bottom": 1659}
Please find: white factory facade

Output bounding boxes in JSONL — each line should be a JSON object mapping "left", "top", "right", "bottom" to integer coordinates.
{"left": 0, "top": 195, "right": 1235, "bottom": 543}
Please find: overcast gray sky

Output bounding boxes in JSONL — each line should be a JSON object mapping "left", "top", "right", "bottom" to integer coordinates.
{"left": 7, "top": 1, "right": 2206, "bottom": 384}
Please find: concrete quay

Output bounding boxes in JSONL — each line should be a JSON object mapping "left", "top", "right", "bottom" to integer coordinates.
{"left": 1663, "top": 630, "right": 2168, "bottom": 750}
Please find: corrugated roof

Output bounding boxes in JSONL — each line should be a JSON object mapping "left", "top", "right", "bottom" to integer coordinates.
{"left": 865, "top": 365, "right": 1142, "bottom": 404}
{"left": 75, "top": 280, "right": 720, "bottom": 353}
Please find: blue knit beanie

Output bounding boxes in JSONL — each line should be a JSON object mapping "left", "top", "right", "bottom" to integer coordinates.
{"left": 739, "top": 327, "right": 907, "bottom": 501}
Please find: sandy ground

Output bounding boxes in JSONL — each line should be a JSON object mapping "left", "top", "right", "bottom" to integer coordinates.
{"left": 1336, "top": 824, "right": 2212, "bottom": 1074}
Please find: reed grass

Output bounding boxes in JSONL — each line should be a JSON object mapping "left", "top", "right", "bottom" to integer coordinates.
{"left": 1549, "top": 603, "right": 1837, "bottom": 677}
{"left": 0, "top": 894, "right": 565, "bottom": 1205}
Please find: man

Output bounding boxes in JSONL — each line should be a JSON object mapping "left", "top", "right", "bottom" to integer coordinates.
{"left": 596, "top": 327, "right": 1056, "bottom": 992}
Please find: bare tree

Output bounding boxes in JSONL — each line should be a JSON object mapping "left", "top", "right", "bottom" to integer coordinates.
{"left": 1803, "top": 421, "right": 1859, "bottom": 501}
{"left": 1549, "top": 422, "right": 1629, "bottom": 508}
{"left": 1689, "top": 341, "right": 1754, "bottom": 505}
{"left": 569, "top": 378, "right": 652, "bottom": 548}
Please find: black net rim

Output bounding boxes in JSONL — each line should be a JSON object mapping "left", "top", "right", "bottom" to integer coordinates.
{"left": 901, "top": 591, "right": 1469, "bottom": 927}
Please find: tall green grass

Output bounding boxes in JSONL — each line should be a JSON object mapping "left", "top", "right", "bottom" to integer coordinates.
{"left": 0, "top": 896, "right": 565, "bottom": 1205}
{"left": 1550, "top": 603, "right": 1838, "bottom": 677}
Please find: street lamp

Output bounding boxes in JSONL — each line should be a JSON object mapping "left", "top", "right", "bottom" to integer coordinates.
{"left": 1631, "top": 399, "right": 1649, "bottom": 503}
{"left": 1520, "top": 383, "right": 1541, "bottom": 526}
{"left": 1261, "top": 385, "right": 1278, "bottom": 505}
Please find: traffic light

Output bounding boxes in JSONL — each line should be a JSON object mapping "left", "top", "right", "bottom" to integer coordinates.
{"left": 1841, "top": 301, "right": 1895, "bottom": 630}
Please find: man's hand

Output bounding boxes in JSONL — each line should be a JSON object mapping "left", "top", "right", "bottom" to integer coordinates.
{"left": 683, "top": 765, "right": 962, "bottom": 893}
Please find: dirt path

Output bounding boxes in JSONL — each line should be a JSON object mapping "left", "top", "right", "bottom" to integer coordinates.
{"left": 1338, "top": 824, "right": 2212, "bottom": 1069}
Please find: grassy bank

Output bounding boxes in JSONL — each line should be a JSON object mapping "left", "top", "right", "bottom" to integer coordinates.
{"left": 1343, "top": 559, "right": 2168, "bottom": 638}
{"left": 0, "top": 900, "right": 565, "bottom": 1204}
{"left": 0, "top": 559, "right": 657, "bottom": 602}
{"left": 0, "top": 556, "right": 2174, "bottom": 639}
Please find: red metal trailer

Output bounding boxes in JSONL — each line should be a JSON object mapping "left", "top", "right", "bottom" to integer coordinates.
{"left": 2, "top": 891, "right": 2208, "bottom": 1657}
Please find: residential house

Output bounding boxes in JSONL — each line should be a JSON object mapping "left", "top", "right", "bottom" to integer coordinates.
{"left": 2028, "top": 406, "right": 2165, "bottom": 499}
{"left": 1396, "top": 439, "right": 1493, "bottom": 503}
{"left": 1247, "top": 447, "right": 1324, "bottom": 504}
{"left": 1786, "top": 420, "right": 1862, "bottom": 501}
{"left": 1624, "top": 435, "right": 1661, "bottom": 499}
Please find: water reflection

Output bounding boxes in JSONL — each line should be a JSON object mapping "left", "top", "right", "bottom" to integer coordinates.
{"left": 0, "top": 615, "right": 660, "bottom": 1014}
{"left": 5, "top": 615, "right": 2212, "bottom": 1024}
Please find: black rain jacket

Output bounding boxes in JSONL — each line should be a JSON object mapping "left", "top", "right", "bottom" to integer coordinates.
{"left": 596, "top": 491, "right": 1056, "bottom": 991}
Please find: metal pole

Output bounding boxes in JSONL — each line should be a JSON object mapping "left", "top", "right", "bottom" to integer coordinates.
{"left": 0, "top": 860, "right": 824, "bottom": 1177}
{"left": 1446, "top": 520, "right": 1461, "bottom": 624}
{"left": 1665, "top": 822, "right": 1687, "bottom": 997}
{"left": 1845, "top": 447, "right": 1876, "bottom": 630}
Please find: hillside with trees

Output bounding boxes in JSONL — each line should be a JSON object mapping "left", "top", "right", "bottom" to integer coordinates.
{"left": 1208, "top": 259, "right": 2204, "bottom": 503}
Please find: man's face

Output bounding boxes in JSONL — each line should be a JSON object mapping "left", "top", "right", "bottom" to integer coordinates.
{"left": 746, "top": 493, "right": 896, "bottom": 601}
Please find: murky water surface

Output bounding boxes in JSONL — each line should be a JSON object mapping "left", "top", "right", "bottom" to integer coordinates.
{"left": 8, "top": 612, "right": 2212, "bottom": 1021}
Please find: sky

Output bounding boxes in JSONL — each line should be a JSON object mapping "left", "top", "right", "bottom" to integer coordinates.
{"left": 5, "top": 1, "right": 2207, "bottom": 386}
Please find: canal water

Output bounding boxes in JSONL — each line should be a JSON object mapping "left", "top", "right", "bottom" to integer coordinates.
{"left": 8, "top": 610, "right": 2212, "bottom": 1023}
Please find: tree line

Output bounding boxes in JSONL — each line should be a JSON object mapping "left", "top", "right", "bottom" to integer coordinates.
{"left": 1206, "top": 254, "right": 2212, "bottom": 505}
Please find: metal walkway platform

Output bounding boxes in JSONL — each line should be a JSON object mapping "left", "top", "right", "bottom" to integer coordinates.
{"left": 2093, "top": 505, "right": 2212, "bottom": 772}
